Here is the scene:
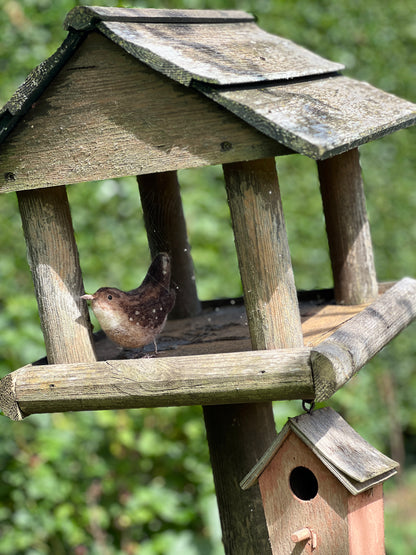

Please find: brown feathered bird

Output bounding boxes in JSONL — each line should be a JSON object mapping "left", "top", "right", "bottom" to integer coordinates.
{"left": 81, "top": 253, "right": 175, "bottom": 352}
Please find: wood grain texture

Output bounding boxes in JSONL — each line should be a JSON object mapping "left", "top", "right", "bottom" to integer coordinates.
{"left": 318, "top": 148, "right": 378, "bottom": 304}
{"left": 348, "top": 485, "right": 385, "bottom": 555}
{"left": 138, "top": 171, "right": 201, "bottom": 319}
{"left": 2, "top": 282, "right": 408, "bottom": 419}
{"left": 0, "top": 373, "right": 23, "bottom": 421}
{"left": 259, "top": 432, "right": 350, "bottom": 554}
{"left": 311, "top": 277, "right": 416, "bottom": 402}
{"left": 0, "top": 32, "right": 285, "bottom": 193}
{"left": 224, "top": 158, "right": 303, "bottom": 350}
{"left": 203, "top": 402, "right": 275, "bottom": 555}
{"left": 91, "top": 295, "right": 373, "bottom": 361}
{"left": 287, "top": 408, "right": 398, "bottom": 492}
{"left": 252, "top": 413, "right": 390, "bottom": 554}
{"left": 199, "top": 75, "right": 416, "bottom": 159}
{"left": 17, "top": 186, "right": 96, "bottom": 364}
{"left": 0, "top": 32, "right": 85, "bottom": 145}
{"left": 98, "top": 19, "right": 343, "bottom": 86}
{"left": 203, "top": 158, "right": 304, "bottom": 554}
{"left": 0, "top": 348, "right": 312, "bottom": 420}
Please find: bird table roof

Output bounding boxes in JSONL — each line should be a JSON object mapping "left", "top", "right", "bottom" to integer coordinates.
{"left": 1, "top": 6, "right": 415, "bottom": 159}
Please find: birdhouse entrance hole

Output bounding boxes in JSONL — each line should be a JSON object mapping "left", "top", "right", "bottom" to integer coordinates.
{"left": 289, "top": 466, "right": 319, "bottom": 501}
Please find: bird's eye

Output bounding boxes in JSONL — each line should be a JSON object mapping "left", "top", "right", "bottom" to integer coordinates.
{"left": 107, "top": 294, "right": 113, "bottom": 300}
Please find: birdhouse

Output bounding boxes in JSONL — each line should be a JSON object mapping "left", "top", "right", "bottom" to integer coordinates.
{"left": 0, "top": 7, "right": 415, "bottom": 554}
{"left": 241, "top": 407, "right": 399, "bottom": 554}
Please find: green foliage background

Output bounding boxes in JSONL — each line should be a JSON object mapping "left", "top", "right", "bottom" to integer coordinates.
{"left": 0, "top": 0, "right": 415, "bottom": 552}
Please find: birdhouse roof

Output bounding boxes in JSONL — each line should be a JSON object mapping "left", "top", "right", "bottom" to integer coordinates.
{"left": 241, "top": 407, "right": 399, "bottom": 495}
{"left": 1, "top": 6, "right": 415, "bottom": 164}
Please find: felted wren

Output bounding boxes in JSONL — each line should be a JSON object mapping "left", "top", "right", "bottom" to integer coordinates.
{"left": 81, "top": 253, "right": 175, "bottom": 352}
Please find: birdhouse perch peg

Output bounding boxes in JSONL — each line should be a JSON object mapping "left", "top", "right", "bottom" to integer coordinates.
{"left": 291, "top": 527, "right": 317, "bottom": 549}
{"left": 241, "top": 407, "right": 399, "bottom": 554}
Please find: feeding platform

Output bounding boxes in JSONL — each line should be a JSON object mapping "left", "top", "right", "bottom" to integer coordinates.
{"left": 2, "top": 278, "right": 416, "bottom": 422}
{"left": 0, "top": 7, "right": 415, "bottom": 553}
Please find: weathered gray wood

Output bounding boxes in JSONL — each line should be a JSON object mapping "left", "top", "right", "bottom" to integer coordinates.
{"left": 2, "top": 279, "right": 414, "bottom": 419}
{"left": 98, "top": 19, "right": 343, "bottom": 86}
{"left": 204, "top": 402, "right": 276, "bottom": 555}
{"left": 223, "top": 158, "right": 303, "bottom": 350}
{"left": 202, "top": 158, "right": 304, "bottom": 555}
{"left": 17, "top": 187, "right": 96, "bottom": 364}
{"left": 288, "top": 408, "right": 399, "bottom": 491}
{"left": 318, "top": 148, "right": 378, "bottom": 304}
{"left": 198, "top": 75, "right": 416, "bottom": 159}
{"left": 0, "top": 33, "right": 285, "bottom": 193}
{"left": 0, "top": 348, "right": 313, "bottom": 420}
{"left": 2, "top": 7, "right": 415, "bottom": 184}
{"left": 0, "top": 373, "right": 24, "bottom": 421}
{"left": 138, "top": 171, "right": 201, "bottom": 318}
{"left": 0, "top": 32, "right": 85, "bottom": 145}
{"left": 64, "top": 6, "right": 255, "bottom": 31}
{"left": 311, "top": 277, "right": 416, "bottom": 402}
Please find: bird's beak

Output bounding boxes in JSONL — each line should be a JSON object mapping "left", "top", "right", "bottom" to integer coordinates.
{"left": 81, "top": 294, "right": 94, "bottom": 301}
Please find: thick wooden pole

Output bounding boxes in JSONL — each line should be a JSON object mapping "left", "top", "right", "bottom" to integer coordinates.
{"left": 223, "top": 158, "right": 303, "bottom": 350}
{"left": 203, "top": 158, "right": 304, "bottom": 554}
{"left": 138, "top": 171, "right": 201, "bottom": 319}
{"left": 17, "top": 186, "right": 96, "bottom": 364}
{"left": 318, "top": 148, "right": 378, "bottom": 305}
{"left": 203, "top": 402, "right": 277, "bottom": 554}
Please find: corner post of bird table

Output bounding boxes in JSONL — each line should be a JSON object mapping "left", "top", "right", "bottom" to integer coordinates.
{"left": 137, "top": 170, "right": 201, "bottom": 319}
{"left": 317, "top": 148, "right": 378, "bottom": 305}
{"left": 16, "top": 186, "right": 96, "bottom": 364}
{"left": 201, "top": 157, "right": 304, "bottom": 554}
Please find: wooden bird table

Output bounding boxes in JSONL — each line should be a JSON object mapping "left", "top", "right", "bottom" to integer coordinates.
{"left": 1, "top": 7, "right": 416, "bottom": 554}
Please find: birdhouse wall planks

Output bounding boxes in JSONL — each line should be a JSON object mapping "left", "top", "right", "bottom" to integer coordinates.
{"left": 241, "top": 408, "right": 399, "bottom": 554}
{"left": 0, "top": 7, "right": 416, "bottom": 554}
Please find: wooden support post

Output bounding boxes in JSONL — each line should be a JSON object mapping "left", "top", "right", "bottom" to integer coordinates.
{"left": 223, "top": 158, "right": 303, "bottom": 350}
{"left": 203, "top": 158, "right": 304, "bottom": 554}
{"left": 318, "top": 148, "right": 378, "bottom": 305}
{"left": 17, "top": 186, "right": 96, "bottom": 364}
{"left": 138, "top": 171, "right": 201, "bottom": 319}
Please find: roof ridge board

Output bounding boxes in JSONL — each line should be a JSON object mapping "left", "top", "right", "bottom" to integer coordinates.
{"left": 64, "top": 6, "right": 255, "bottom": 31}
{"left": 0, "top": 31, "right": 87, "bottom": 146}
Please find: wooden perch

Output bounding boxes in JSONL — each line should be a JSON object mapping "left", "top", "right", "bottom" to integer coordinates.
{"left": 311, "top": 277, "right": 416, "bottom": 401}
{"left": 0, "top": 349, "right": 313, "bottom": 421}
